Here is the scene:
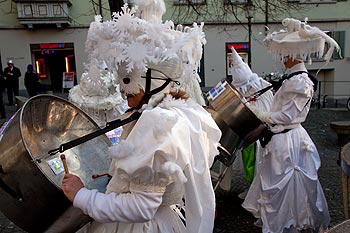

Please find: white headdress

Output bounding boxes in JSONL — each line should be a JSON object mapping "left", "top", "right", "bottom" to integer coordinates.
{"left": 264, "top": 18, "right": 341, "bottom": 64}
{"left": 229, "top": 48, "right": 252, "bottom": 88}
{"left": 83, "top": 2, "right": 206, "bottom": 105}
{"left": 229, "top": 48, "right": 270, "bottom": 95}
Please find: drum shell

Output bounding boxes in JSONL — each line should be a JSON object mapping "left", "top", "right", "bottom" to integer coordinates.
{"left": 206, "top": 107, "right": 240, "bottom": 156}
{"left": 207, "top": 81, "right": 266, "bottom": 148}
{"left": 0, "top": 95, "right": 111, "bottom": 233}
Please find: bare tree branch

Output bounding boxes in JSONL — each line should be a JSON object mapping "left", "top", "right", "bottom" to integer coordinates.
{"left": 169, "top": 0, "right": 310, "bottom": 25}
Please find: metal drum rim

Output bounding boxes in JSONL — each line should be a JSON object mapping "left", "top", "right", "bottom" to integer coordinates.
{"left": 18, "top": 94, "right": 109, "bottom": 189}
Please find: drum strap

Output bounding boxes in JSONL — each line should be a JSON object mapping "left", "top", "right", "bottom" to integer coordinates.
{"left": 279, "top": 71, "right": 318, "bottom": 92}
{"left": 260, "top": 128, "right": 292, "bottom": 148}
{"left": 48, "top": 111, "right": 142, "bottom": 156}
{"left": 142, "top": 69, "right": 174, "bottom": 104}
{"left": 247, "top": 71, "right": 317, "bottom": 102}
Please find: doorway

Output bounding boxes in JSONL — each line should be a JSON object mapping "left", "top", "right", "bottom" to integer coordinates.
{"left": 30, "top": 43, "right": 76, "bottom": 92}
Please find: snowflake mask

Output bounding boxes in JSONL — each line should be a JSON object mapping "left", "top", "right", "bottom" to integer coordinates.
{"left": 82, "top": 1, "right": 206, "bottom": 104}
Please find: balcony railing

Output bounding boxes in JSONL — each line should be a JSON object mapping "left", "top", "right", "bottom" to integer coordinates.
{"left": 313, "top": 81, "right": 350, "bottom": 109}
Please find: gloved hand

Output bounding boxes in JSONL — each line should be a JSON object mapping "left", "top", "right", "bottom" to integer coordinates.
{"left": 247, "top": 105, "right": 271, "bottom": 123}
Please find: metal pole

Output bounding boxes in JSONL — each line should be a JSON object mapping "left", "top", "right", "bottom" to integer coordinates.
{"left": 246, "top": 0, "right": 254, "bottom": 68}
{"left": 265, "top": 0, "right": 268, "bottom": 35}
{"left": 248, "top": 16, "right": 252, "bottom": 68}
{"left": 318, "top": 81, "right": 321, "bottom": 109}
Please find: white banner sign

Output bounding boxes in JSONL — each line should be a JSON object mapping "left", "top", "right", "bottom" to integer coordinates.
{"left": 62, "top": 72, "right": 75, "bottom": 88}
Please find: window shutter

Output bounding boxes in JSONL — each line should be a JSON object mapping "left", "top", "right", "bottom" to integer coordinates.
{"left": 332, "top": 31, "right": 345, "bottom": 59}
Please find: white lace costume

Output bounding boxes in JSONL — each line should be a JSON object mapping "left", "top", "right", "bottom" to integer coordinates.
{"left": 219, "top": 49, "right": 273, "bottom": 191}
{"left": 74, "top": 94, "right": 221, "bottom": 233}
{"left": 241, "top": 17, "right": 341, "bottom": 232}
{"left": 242, "top": 63, "right": 329, "bottom": 232}
{"left": 71, "top": 1, "right": 222, "bottom": 232}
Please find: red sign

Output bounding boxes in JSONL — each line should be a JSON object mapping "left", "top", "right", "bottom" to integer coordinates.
{"left": 39, "top": 43, "right": 65, "bottom": 49}
{"left": 227, "top": 43, "right": 249, "bottom": 51}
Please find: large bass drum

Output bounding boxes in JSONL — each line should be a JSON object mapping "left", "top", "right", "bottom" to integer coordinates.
{"left": 206, "top": 80, "right": 267, "bottom": 149}
{"left": 0, "top": 95, "right": 111, "bottom": 233}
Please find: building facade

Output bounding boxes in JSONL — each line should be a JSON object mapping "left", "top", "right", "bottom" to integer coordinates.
{"left": 164, "top": 0, "right": 350, "bottom": 103}
{"left": 0, "top": 0, "right": 111, "bottom": 93}
{"left": 1, "top": 0, "right": 349, "bottom": 102}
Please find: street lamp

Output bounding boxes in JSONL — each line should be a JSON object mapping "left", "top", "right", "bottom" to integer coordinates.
{"left": 245, "top": 1, "right": 255, "bottom": 68}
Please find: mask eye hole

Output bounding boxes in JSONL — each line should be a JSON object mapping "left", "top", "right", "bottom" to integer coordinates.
{"left": 123, "top": 78, "right": 131, "bottom": 84}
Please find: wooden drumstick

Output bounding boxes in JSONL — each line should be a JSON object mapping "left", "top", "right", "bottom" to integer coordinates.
{"left": 92, "top": 173, "right": 111, "bottom": 179}
{"left": 60, "top": 154, "right": 69, "bottom": 174}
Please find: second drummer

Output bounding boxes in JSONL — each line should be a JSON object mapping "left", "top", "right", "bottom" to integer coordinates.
{"left": 242, "top": 17, "right": 341, "bottom": 232}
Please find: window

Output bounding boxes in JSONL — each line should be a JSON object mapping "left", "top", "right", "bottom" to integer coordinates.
{"left": 38, "top": 4, "right": 48, "bottom": 16}
{"left": 310, "top": 31, "right": 345, "bottom": 60}
{"left": 331, "top": 31, "right": 345, "bottom": 59}
{"left": 53, "top": 4, "right": 63, "bottom": 16}
{"left": 36, "top": 59, "right": 47, "bottom": 79}
{"left": 23, "top": 4, "right": 33, "bottom": 16}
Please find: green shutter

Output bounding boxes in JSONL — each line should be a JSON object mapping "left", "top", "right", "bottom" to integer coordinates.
{"left": 332, "top": 31, "right": 345, "bottom": 59}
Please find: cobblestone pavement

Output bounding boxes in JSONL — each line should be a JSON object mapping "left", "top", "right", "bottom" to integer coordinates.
{"left": 213, "top": 107, "right": 350, "bottom": 232}
{"left": 0, "top": 94, "right": 349, "bottom": 232}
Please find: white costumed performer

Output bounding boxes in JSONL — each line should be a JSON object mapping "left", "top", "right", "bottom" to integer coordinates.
{"left": 242, "top": 18, "right": 341, "bottom": 232}
{"left": 61, "top": 1, "right": 221, "bottom": 233}
{"left": 68, "top": 65, "right": 128, "bottom": 127}
{"left": 220, "top": 48, "right": 273, "bottom": 194}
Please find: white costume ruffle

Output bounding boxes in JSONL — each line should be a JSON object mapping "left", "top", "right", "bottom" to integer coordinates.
{"left": 242, "top": 63, "right": 330, "bottom": 232}
{"left": 73, "top": 94, "right": 221, "bottom": 233}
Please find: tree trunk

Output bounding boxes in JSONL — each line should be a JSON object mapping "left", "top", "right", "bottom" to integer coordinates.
{"left": 108, "top": 0, "right": 124, "bottom": 16}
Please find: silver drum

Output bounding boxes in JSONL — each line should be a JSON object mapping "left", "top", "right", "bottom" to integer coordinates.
{"left": 206, "top": 80, "right": 266, "bottom": 149}
{"left": 0, "top": 94, "right": 111, "bottom": 233}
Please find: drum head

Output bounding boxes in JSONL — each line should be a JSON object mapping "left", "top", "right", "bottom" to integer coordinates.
{"left": 0, "top": 94, "right": 112, "bottom": 232}
{"left": 20, "top": 94, "right": 111, "bottom": 191}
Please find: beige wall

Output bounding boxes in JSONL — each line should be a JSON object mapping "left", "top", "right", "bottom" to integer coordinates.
{"left": 1, "top": 1, "right": 349, "bottom": 98}
{"left": 0, "top": 27, "right": 89, "bottom": 91}
{"left": 202, "top": 21, "right": 350, "bottom": 98}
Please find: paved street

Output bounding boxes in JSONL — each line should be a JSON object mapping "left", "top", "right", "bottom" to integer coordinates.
{"left": 213, "top": 107, "right": 350, "bottom": 232}
{"left": 0, "top": 92, "right": 349, "bottom": 232}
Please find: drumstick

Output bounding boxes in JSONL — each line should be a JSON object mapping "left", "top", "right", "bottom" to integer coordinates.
{"left": 60, "top": 154, "right": 69, "bottom": 174}
{"left": 92, "top": 173, "right": 111, "bottom": 179}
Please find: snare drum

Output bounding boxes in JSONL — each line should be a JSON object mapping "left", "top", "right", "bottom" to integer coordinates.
{"left": 206, "top": 80, "right": 267, "bottom": 148}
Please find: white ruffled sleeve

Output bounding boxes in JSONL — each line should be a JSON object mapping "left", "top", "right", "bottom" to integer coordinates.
{"left": 73, "top": 187, "right": 163, "bottom": 223}
{"left": 269, "top": 73, "right": 313, "bottom": 125}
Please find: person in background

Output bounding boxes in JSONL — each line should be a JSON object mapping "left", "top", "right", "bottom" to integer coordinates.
{"left": 3, "top": 60, "right": 21, "bottom": 105}
{"left": 242, "top": 18, "right": 341, "bottom": 232}
{"left": 222, "top": 48, "right": 273, "bottom": 198}
{"left": 24, "top": 64, "right": 40, "bottom": 97}
{"left": 61, "top": 1, "right": 221, "bottom": 233}
{"left": 0, "top": 71, "right": 6, "bottom": 119}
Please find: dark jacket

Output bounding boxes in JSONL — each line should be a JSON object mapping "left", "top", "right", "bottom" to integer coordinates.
{"left": 25, "top": 70, "right": 40, "bottom": 97}
{"left": 3, "top": 66, "right": 21, "bottom": 83}
{"left": 0, "top": 72, "right": 5, "bottom": 92}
